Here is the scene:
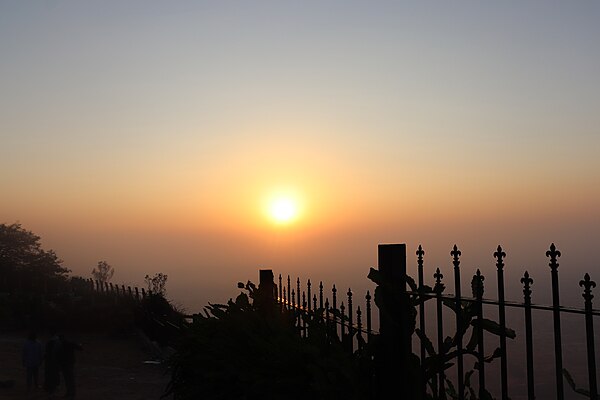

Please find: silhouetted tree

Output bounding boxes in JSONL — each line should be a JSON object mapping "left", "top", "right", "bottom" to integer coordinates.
{"left": 0, "top": 223, "right": 69, "bottom": 290}
{"left": 91, "top": 260, "right": 114, "bottom": 283}
{"left": 144, "top": 273, "right": 167, "bottom": 296}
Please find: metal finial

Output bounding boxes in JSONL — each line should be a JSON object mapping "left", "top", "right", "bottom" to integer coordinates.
{"left": 580, "top": 273, "right": 596, "bottom": 301}
{"left": 434, "top": 268, "right": 444, "bottom": 293}
{"left": 471, "top": 269, "right": 485, "bottom": 297}
{"left": 546, "top": 243, "right": 561, "bottom": 270}
{"left": 451, "top": 244, "right": 461, "bottom": 264}
{"left": 494, "top": 245, "right": 506, "bottom": 270}
{"left": 417, "top": 245, "right": 425, "bottom": 261}
{"left": 521, "top": 270, "right": 533, "bottom": 297}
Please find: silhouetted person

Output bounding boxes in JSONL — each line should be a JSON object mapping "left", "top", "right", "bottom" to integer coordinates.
{"left": 44, "top": 329, "right": 61, "bottom": 395}
{"left": 58, "top": 334, "right": 82, "bottom": 399}
{"left": 22, "top": 331, "right": 43, "bottom": 390}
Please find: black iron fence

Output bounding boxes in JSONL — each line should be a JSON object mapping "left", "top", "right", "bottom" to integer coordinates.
{"left": 265, "top": 243, "right": 599, "bottom": 400}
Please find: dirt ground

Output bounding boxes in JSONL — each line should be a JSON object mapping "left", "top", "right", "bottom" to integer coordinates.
{"left": 0, "top": 330, "right": 171, "bottom": 400}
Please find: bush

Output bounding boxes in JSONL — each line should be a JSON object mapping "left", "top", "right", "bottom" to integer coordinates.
{"left": 165, "top": 282, "right": 367, "bottom": 400}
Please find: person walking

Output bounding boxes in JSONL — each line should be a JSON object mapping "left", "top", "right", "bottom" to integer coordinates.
{"left": 58, "top": 334, "right": 82, "bottom": 399}
{"left": 22, "top": 332, "right": 43, "bottom": 391}
{"left": 44, "top": 329, "right": 61, "bottom": 395}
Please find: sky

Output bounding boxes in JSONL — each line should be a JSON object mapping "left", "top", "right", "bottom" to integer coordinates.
{"left": 1, "top": 1, "right": 599, "bottom": 312}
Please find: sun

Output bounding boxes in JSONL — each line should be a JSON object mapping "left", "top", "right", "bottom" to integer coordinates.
{"left": 268, "top": 196, "right": 299, "bottom": 224}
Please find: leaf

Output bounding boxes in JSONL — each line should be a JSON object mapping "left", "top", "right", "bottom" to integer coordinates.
{"left": 406, "top": 275, "right": 418, "bottom": 292}
{"left": 563, "top": 368, "right": 594, "bottom": 397}
{"left": 563, "top": 368, "right": 576, "bottom": 391}
{"left": 445, "top": 378, "right": 457, "bottom": 399}
{"left": 235, "top": 293, "right": 250, "bottom": 308}
{"left": 465, "top": 329, "right": 478, "bottom": 352}
{"left": 442, "top": 298, "right": 460, "bottom": 313}
{"left": 472, "top": 318, "right": 516, "bottom": 339}
{"left": 443, "top": 336, "right": 454, "bottom": 353}
{"left": 442, "top": 362, "right": 454, "bottom": 372}
{"left": 367, "top": 268, "right": 383, "bottom": 285}
{"left": 483, "top": 347, "right": 502, "bottom": 363}
{"left": 422, "top": 284, "right": 434, "bottom": 293}
{"left": 464, "top": 370, "right": 474, "bottom": 387}
{"left": 480, "top": 388, "right": 494, "bottom": 400}
{"left": 416, "top": 328, "right": 436, "bottom": 357}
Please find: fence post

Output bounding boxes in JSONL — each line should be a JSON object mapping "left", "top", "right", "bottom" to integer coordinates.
{"left": 258, "top": 269, "right": 275, "bottom": 314}
{"left": 377, "top": 244, "right": 415, "bottom": 398}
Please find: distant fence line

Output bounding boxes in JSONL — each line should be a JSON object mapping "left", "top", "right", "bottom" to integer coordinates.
{"left": 85, "top": 278, "right": 149, "bottom": 300}
{"left": 262, "top": 243, "right": 599, "bottom": 400}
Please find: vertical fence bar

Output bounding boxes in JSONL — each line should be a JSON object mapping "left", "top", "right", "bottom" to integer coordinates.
{"left": 366, "top": 291, "right": 372, "bottom": 343}
{"left": 283, "top": 287, "right": 287, "bottom": 310}
{"left": 434, "top": 268, "right": 446, "bottom": 399}
{"left": 297, "top": 278, "right": 301, "bottom": 304}
{"left": 357, "top": 306, "right": 363, "bottom": 350}
{"left": 547, "top": 243, "right": 564, "bottom": 400}
{"left": 473, "top": 270, "right": 486, "bottom": 398}
{"left": 302, "top": 290, "right": 306, "bottom": 311}
{"left": 297, "top": 278, "right": 301, "bottom": 326}
{"left": 279, "top": 274, "right": 283, "bottom": 303}
{"left": 302, "top": 291, "right": 307, "bottom": 338}
{"left": 348, "top": 289, "right": 354, "bottom": 353}
{"left": 417, "top": 245, "right": 428, "bottom": 397}
{"left": 451, "top": 245, "right": 465, "bottom": 400}
{"left": 494, "top": 245, "right": 508, "bottom": 400}
{"left": 307, "top": 279, "right": 312, "bottom": 312}
{"left": 287, "top": 275, "right": 291, "bottom": 309}
{"left": 377, "top": 244, "right": 412, "bottom": 398}
{"left": 313, "top": 294, "right": 317, "bottom": 312}
{"left": 319, "top": 281, "right": 324, "bottom": 310}
{"left": 521, "top": 271, "right": 535, "bottom": 400}
{"left": 340, "top": 302, "right": 346, "bottom": 342}
{"left": 580, "top": 273, "right": 598, "bottom": 400}
{"left": 332, "top": 285, "right": 338, "bottom": 336}
{"left": 325, "top": 298, "right": 330, "bottom": 334}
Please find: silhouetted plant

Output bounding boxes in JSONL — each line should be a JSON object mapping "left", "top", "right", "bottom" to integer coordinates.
{"left": 165, "top": 281, "right": 367, "bottom": 400}
{"left": 145, "top": 272, "right": 168, "bottom": 296}
{"left": 367, "top": 267, "right": 515, "bottom": 400}
{"left": 92, "top": 260, "right": 114, "bottom": 283}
